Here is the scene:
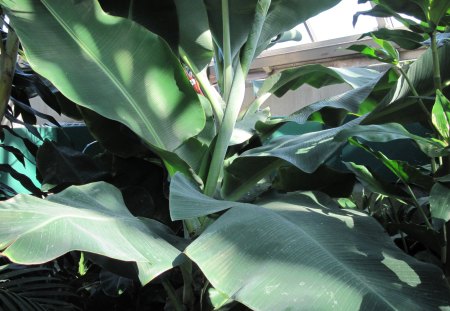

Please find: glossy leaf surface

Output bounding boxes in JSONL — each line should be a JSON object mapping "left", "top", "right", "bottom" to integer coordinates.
{"left": 1, "top": 0, "right": 205, "bottom": 163}
{"left": 0, "top": 182, "right": 183, "bottom": 285}
{"left": 176, "top": 184, "right": 450, "bottom": 310}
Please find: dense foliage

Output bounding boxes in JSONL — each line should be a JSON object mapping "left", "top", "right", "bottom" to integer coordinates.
{"left": 0, "top": 0, "right": 450, "bottom": 310}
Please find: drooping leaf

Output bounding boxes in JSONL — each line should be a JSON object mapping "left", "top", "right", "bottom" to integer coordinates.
{"left": 432, "top": 90, "right": 450, "bottom": 142}
{"left": 430, "top": 183, "right": 450, "bottom": 223}
{"left": 79, "top": 107, "right": 151, "bottom": 159}
{"left": 344, "top": 161, "right": 408, "bottom": 199}
{"left": 258, "top": 65, "right": 379, "bottom": 98}
{"left": 347, "top": 44, "right": 394, "bottom": 63}
{"left": 273, "top": 164, "right": 356, "bottom": 197}
{"left": 360, "top": 28, "right": 425, "bottom": 50}
{"left": 222, "top": 117, "right": 364, "bottom": 200}
{"left": 0, "top": 182, "right": 184, "bottom": 285}
{"left": 335, "top": 123, "right": 446, "bottom": 157}
{"left": 364, "top": 41, "right": 450, "bottom": 124}
{"left": 0, "top": 144, "right": 26, "bottom": 166}
{"left": 36, "top": 140, "right": 110, "bottom": 188}
{"left": 177, "top": 185, "right": 450, "bottom": 310}
{"left": 0, "top": 164, "right": 42, "bottom": 196}
{"left": 2, "top": 0, "right": 205, "bottom": 172}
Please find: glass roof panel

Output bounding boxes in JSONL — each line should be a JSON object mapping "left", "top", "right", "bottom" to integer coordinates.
{"left": 306, "top": 0, "right": 378, "bottom": 41}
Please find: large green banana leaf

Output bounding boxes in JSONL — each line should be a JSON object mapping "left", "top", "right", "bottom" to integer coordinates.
{"left": 1, "top": 0, "right": 205, "bottom": 170}
{"left": 0, "top": 182, "right": 184, "bottom": 285}
{"left": 170, "top": 174, "right": 450, "bottom": 311}
{"left": 99, "top": 0, "right": 213, "bottom": 72}
{"left": 222, "top": 117, "right": 364, "bottom": 200}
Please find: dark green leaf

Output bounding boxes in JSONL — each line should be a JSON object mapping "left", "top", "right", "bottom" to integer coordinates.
{"left": 36, "top": 140, "right": 110, "bottom": 188}
{"left": 0, "top": 144, "right": 26, "bottom": 166}
{"left": 336, "top": 123, "right": 446, "bottom": 157}
{"left": 364, "top": 41, "right": 450, "bottom": 124}
{"left": 273, "top": 165, "right": 355, "bottom": 197}
{"left": 344, "top": 162, "right": 409, "bottom": 199}
{"left": 0, "top": 164, "right": 42, "bottom": 195}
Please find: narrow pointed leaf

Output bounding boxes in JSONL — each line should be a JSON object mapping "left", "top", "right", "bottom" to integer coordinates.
{"left": 335, "top": 123, "right": 446, "bottom": 157}
{"left": 432, "top": 90, "right": 450, "bottom": 141}
{"left": 0, "top": 182, "right": 183, "bottom": 285}
{"left": 364, "top": 41, "right": 450, "bottom": 124}
{"left": 430, "top": 183, "right": 450, "bottom": 223}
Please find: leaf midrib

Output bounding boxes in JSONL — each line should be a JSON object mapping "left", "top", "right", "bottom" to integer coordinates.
{"left": 40, "top": 0, "right": 165, "bottom": 149}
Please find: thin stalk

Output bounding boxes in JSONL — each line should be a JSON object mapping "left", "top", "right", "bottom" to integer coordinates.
{"left": 161, "top": 279, "right": 183, "bottom": 311}
{"left": 0, "top": 29, "right": 19, "bottom": 122}
{"left": 242, "top": 92, "right": 271, "bottom": 119}
{"left": 196, "top": 70, "right": 225, "bottom": 124}
{"left": 388, "top": 198, "right": 408, "bottom": 253}
{"left": 442, "top": 224, "right": 447, "bottom": 264}
{"left": 221, "top": 0, "right": 233, "bottom": 102}
{"left": 430, "top": 31, "right": 442, "bottom": 92}
{"left": 404, "top": 183, "right": 433, "bottom": 230}
{"left": 395, "top": 66, "right": 432, "bottom": 123}
{"left": 179, "top": 48, "right": 224, "bottom": 125}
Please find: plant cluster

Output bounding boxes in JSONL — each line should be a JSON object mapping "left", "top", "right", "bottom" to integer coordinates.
{"left": 0, "top": 0, "right": 450, "bottom": 310}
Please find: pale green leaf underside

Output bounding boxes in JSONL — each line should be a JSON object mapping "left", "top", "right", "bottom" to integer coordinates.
{"left": 1, "top": 0, "right": 205, "bottom": 153}
{"left": 0, "top": 182, "right": 183, "bottom": 285}
{"left": 184, "top": 191, "right": 450, "bottom": 310}
{"left": 430, "top": 183, "right": 450, "bottom": 222}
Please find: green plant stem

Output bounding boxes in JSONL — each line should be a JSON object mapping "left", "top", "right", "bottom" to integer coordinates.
{"left": 221, "top": 0, "right": 232, "bottom": 102}
{"left": 404, "top": 183, "right": 433, "bottom": 230}
{"left": 204, "top": 1, "right": 247, "bottom": 196}
{"left": 196, "top": 70, "right": 225, "bottom": 124}
{"left": 395, "top": 66, "right": 432, "bottom": 122}
{"left": 179, "top": 48, "right": 224, "bottom": 125}
{"left": 242, "top": 92, "right": 271, "bottom": 119}
{"left": 442, "top": 224, "right": 447, "bottom": 264}
{"left": 430, "top": 31, "right": 442, "bottom": 92}
{"left": 0, "top": 29, "right": 19, "bottom": 122}
{"left": 204, "top": 65, "right": 245, "bottom": 196}
{"left": 388, "top": 198, "right": 408, "bottom": 253}
{"left": 162, "top": 279, "right": 184, "bottom": 311}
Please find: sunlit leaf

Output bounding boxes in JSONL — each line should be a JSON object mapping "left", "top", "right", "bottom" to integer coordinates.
{"left": 0, "top": 182, "right": 183, "bottom": 285}
{"left": 2, "top": 0, "right": 205, "bottom": 172}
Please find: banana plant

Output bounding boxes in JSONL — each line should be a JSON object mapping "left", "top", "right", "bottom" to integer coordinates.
{"left": 0, "top": 0, "right": 450, "bottom": 310}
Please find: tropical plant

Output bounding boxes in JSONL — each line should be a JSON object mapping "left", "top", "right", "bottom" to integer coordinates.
{"left": 0, "top": 0, "right": 450, "bottom": 310}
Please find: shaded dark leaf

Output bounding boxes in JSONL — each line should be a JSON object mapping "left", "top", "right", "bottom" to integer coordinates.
{"left": 273, "top": 165, "right": 356, "bottom": 197}
{"left": 36, "top": 140, "right": 110, "bottom": 189}
{"left": 0, "top": 164, "right": 42, "bottom": 195}
{"left": 0, "top": 144, "right": 25, "bottom": 166}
